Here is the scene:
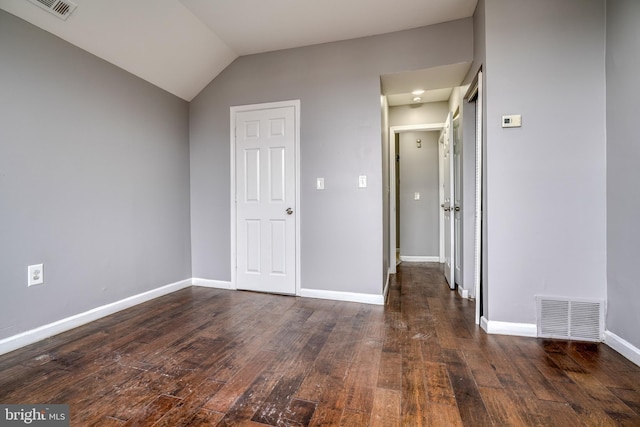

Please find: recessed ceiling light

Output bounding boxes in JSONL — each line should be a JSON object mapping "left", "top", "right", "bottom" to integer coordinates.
{"left": 413, "top": 96, "right": 422, "bottom": 102}
{"left": 412, "top": 89, "right": 425, "bottom": 96}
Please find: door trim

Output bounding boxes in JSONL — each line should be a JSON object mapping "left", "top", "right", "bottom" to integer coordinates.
{"left": 388, "top": 123, "right": 444, "bottom": 275}
{"left": 465, "top": 69, "right": 483, "bottom": 325}
{"left": 230, "top": 100, "right": 301, "bottom": 294}
{"left": 452, "top": 108, "right": 463, "bottom": 287}
{"left": 442, "top": 111, "right": 455, "bottom": 290}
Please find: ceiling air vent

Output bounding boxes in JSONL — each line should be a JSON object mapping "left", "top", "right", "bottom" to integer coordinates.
{"left": 27, "top": 0, "right": 77, "bottom": 20}
{"left": 536, "top": 296, "right": 604, "bottom": 342}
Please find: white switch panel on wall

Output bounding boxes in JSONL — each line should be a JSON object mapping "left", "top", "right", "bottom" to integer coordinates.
{"left": 316, "top": 177, "right": 324, "bottom": 190}
{"left": 358, "top": 175, "right": 367, "bottom": 188}
{"left": 502, "top": 114, "right": 522, "bottom": 128}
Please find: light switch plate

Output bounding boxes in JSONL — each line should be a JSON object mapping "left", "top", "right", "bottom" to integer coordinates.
{"left": 502, "top": 114, "right": 522, "bottom": 128}
{"left": 316, "top": 177, "right": 325, "bottom": 190}
{"left": 358, "top": 175, "right": 367, "bottom": 188}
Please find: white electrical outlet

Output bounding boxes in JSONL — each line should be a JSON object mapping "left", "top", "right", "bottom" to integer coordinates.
{"left": 28, "top": 264, "right": 44, "bottom": 286}
{"left": 358, "top": 175, "right": 367, "bottom": 188}
{"left": 414, "top": 192, "right": 420, "bottom": 200}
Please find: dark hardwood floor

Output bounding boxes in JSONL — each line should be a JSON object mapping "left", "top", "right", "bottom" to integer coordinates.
{"left": 2, "top": 262, "right": 640, "bottom": 426}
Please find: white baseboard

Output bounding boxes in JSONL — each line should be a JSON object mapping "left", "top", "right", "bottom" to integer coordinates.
{"left": 299, "top": 288, "right": 384, "bottom": 305}
{"left": 0, "top": 279, "right": 192, "bottom": 356}
{"left": 480, "top": 316, "right": 489, "bottom": 332}
{"left": 605, "top": 330, "right": 640, "bottom": 367}
{"left": 399, "top": 256, "right": 440, "bottom": 263}
{"left": 480, "top": 316, "right": 537, "bottom": 337}
{"left": 457, "top": 286, "right": 469, "bottom": 299}
{"left": 192, "top": 278, "right": 234, "bottom": 289}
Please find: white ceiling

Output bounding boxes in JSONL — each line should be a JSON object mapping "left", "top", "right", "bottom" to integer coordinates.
{"left": 0, "top": 0, "right": 477, "bottom": 101}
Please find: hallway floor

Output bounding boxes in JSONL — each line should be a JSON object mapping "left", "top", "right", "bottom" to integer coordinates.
{"left": 1, "top": 262, "right": 639, "bottom": 425}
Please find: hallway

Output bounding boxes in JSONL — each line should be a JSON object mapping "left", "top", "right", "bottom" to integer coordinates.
{"left": 1, "top": 263, "right": 639, "bottom": 425}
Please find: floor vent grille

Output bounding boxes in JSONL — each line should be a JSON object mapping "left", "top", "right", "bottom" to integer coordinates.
{"left": 536, "top": 296, "right": 604, "bottom": 342}
{"left": 27, "top": 0, "right": 77, "bottom": 20}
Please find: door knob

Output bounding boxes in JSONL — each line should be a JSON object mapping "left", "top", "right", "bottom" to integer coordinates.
{"left": 286, "top": 208, "right": 293, "bottom": 215}
{"left": 454, "top": 206, "right": 460, "bottom": 212}
{"left": 443, "top": 207, "right": 451, "bottom": 212}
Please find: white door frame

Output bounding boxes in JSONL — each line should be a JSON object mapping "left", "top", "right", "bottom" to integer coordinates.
{"left": 452, "top": 109, "right": 463, "bottom": 289}
{"left": 388, "top": 123, "right": 444, "bottom": 275}
{"left": 464, "top": 70, "right": 483, "bottom": 325}
{"left": 438, "top": 131, "right": 445, "bottom": 263}
{"left": 230, "top": 100, "right": 301, "bottom": 294}
{"left": 442, "top": 111, "right": 455, "bottom": 290}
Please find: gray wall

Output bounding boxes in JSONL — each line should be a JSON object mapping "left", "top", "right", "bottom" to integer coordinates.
{"left": 606, "top": 0, "right": 640, "bottom": 349}
{"left": 398, "top": 132, "right": 440, "bottom": 257}
{"left": 467, "top": 0, "right": 486, "bottom": 84}
{"left": 483, "top": 0, "right": 607, "bottom": 323}
{"left": 389, "top": 102, "right": 449, "bottom": 127}
{"left": 190, "top": 21, "right": 473, "bottom": 295}
{"left": 0, "top": 11, "right": 191, "bottom": 340}
{"left": 478, "top": 0, "right": 490, "bottom": 316}
{"left": 466, "top": 0, "right": 489, "bottom": 313}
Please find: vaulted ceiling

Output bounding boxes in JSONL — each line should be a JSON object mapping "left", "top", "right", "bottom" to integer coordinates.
{"left": 0, "top": 0, "right": 478, "bottom": 101}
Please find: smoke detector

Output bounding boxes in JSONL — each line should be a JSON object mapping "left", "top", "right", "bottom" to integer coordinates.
{"left": 27, "top": 0, "right": 77, "bottom": 21}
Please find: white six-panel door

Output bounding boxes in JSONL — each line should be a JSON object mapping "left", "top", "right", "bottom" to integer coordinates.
{"left": 234, "top": 103, "right": 297, "bottom": 295}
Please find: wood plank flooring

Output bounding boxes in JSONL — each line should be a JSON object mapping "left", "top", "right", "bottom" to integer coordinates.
{"left": 2, "top": 262, "right": 640, "bottom": 426}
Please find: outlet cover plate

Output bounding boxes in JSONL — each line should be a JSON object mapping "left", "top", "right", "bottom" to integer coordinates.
{"left": 28, "top": 264, "right": 44, "bottom": 286}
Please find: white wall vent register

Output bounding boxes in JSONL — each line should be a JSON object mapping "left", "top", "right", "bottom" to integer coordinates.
{"left": 26, "top": 0, "right": 77, "bottom": 20}
{"left": 536, "top": 296, "right": 604, "bottom": 342}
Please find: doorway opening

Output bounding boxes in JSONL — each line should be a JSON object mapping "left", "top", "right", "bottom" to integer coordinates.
{"left": 381, "top": 63, "right": 482, "bottom": 322}
{"left": 390, "top": 124, "right": 444, "bottom": 273}
{"left": 464, "top": 69, "right": 484, "bottom": 324}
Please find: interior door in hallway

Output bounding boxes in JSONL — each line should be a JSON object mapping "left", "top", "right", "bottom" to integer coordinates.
{"left": 234, "top": 103, "right": 297, "bottom": 295}
{"left": 443, "top": 112, "right": 455, "bottom": 289}
{"left": 453, "top": 112, "right": 463, "bottom": 285}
